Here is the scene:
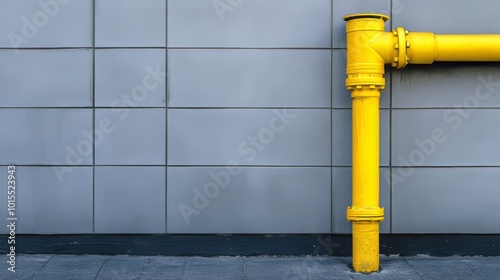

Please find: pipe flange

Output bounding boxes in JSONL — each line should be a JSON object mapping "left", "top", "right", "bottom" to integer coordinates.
{"left": 347, "top": 206, "right": 384, "bottom": 222}
{"left": 393, "top": 27, "right": 409, "bottom": 69}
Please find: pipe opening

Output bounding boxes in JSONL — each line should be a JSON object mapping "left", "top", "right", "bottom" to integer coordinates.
{"left": 344, "top": 13, "right": 389, "bottom": 22}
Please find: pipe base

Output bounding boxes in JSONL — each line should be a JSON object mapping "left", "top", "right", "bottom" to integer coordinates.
{"left": 352, "top": 221, "right": 380, "bottom": 273}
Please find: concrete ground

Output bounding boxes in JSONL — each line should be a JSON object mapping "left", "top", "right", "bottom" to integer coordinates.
{"left": 1, "top": 255, "right": 499, "bottom": 280}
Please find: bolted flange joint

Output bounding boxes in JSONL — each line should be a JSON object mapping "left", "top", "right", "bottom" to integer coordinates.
{"left": 392, "top": 27, "right": 410, "bottom": 69}
{"left": 347, "top": 206, "right": 384, "bottom": 222}
{"left": 346, "top": 81, "right": 385, "bottom": 92}
{"left": 348, "top": 84, "right": 384, "bottom": 99}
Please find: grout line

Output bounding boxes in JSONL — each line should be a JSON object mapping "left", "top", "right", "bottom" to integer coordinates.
{"left": 330, "top": 0, "right": 334, "bottom": 234}
{"left": 2, "top": 106, "right": 500, "bottom": 110}
{"left": 165, "top": 107, "right": 500, "bottom": 110}
{"left": 0, "top": 106, "right": 334, "bottom": 110}
{"left": 389, "top": 80, "right": 393, "bottom": 234}
{"left": 0, "top": 107, "right": 94, "bottom": 109}
{"left": 0, "top": 106, "right": 165, "bottom": 109}
{"left": 135, "top": 47, "right": 332, "bottom": 50}
{"left": 166, "top": 165, "right": 334, "bottom": 168}
{"left": 165, "top": 0, "right": 169, "bottom": 234}
{"left": 0, "top": 47, "right": 92, "bottom": 50}
{"left": 92, "top": 0, "right": 96, "bottom": 235}
{"left": 0, "top": 165, "right": 95, "bottom": 167}
{"left": 4, "top": 164, "right": 499, "bottom": 168}
{"left": 93, "top": 165, "right": 169, "bottom": 167}
{"left": 4, "top": 164, "right": 500, "bottom": 168}
{"left": 0, "top": 47, "right": 334, "bottom": 50}
{"left": 389, "top": 0, "right": 394, "bottom": 234}
{"left": 165, "top": 107, "right": 333, "bottom": 110}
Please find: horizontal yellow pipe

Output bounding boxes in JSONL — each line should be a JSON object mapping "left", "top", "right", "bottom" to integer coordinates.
{"left": 435, "top": 34, "right": 500, "bottom": 61}
{"left": 408, "top": 33, "right": 500, "bottom": 63}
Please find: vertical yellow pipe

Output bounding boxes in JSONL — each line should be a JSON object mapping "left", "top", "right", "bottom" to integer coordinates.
{"left": 352, "top": 91, "right": 379, "bottom": 209}
{"left": 344, "top": 14, "right": 387, "bottom": 273}
{"left": 349, "top": 89, "right": 383, "bottom": 273}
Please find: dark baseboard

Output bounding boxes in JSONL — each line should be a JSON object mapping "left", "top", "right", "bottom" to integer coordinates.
{"left": 1, "top": 234, "right": 499, "bottom": 256}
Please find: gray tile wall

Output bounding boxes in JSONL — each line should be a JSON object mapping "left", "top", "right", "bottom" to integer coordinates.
{"left": 95, "top": 49, "right": 166, "bottom": 107}
{"left": 168, "top": 0, "right": 331, "bottom": 48}
{"left": 168, "top": 167, "right": 330, "bottom": 233}
{"left": 0, "top": 1, "right": 92, "bottom": 47}
{"left": 94, "top": 167, "right": 165, "bottom": 233}
{"left": 168, "top": 109, "right": 330, "bottom": 166}
{"left": 390, "top": 0, "right": 500, "bottom": 233}
{"left": 1, "top": 0, "right": 499, "bottom": 234}
{"left": 0, "top": 167, "right": 93, "bottom": 234}
{"left": 0, "top": 50, "right": 92, "bottom": 107}
{"left": 168, "top": 50, "right": 331, "bottom": 108}
{"left": 392, "top": 168, "right": 500, "bottom": 233}
{"left": 95, "top": 0, "right": 166, "bottom": 47}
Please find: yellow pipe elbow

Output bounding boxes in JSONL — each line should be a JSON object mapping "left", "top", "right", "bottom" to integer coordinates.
{"left": 344, "top": 14, "right": 389, "bottom": 91}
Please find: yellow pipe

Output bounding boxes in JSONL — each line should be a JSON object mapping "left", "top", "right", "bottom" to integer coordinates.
{"left": 350, "top": 88, "right": 383, "bottom": 272}
{"left": 344, "top": 13, "right": 500, "bottom": 273}
{"left": 344, "top": 13, "right": 386, "bottom": 274}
